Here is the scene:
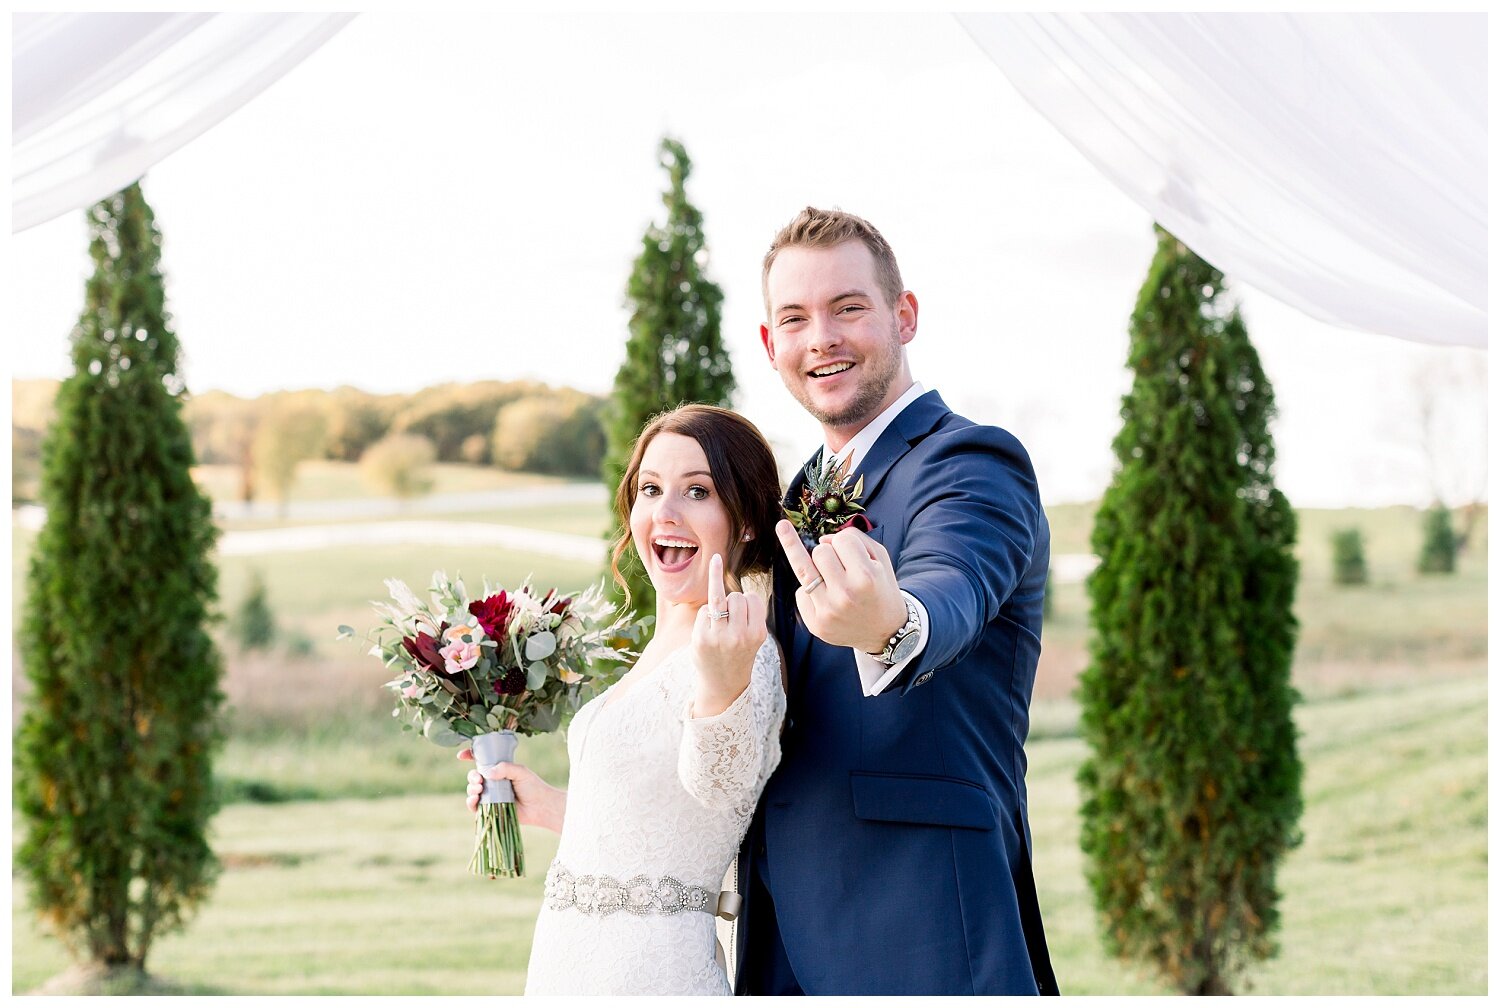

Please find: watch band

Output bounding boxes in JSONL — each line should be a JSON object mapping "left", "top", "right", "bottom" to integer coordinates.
{"left": 873, "top": 597, "right": 922, "bottom": 665}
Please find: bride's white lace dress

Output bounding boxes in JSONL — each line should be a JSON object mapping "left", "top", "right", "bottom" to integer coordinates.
{"left": 524, "top": 636, "right": 784, "bottom": 995}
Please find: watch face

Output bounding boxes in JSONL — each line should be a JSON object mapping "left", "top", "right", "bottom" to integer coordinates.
{"left": 889, "top": 630, "right": 922, "bottom": 664}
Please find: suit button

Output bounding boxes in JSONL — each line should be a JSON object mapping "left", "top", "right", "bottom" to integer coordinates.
{"left": 914, "top": 671, "right": 933, "bottom": 686}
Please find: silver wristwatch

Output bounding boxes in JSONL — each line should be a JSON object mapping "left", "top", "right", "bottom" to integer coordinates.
{"left": 871, "top": 597, "right": 923, "bottom": 666}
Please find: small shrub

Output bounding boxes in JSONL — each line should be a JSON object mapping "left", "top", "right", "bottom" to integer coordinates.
{"left": 281, "top": 629, "right": 316, "bottom": 659}
{"left": 1418, "top": 505, "right": 1458, "bottom": 574}
{"left": 231, "top": 570, "right": 277, "bottom": 652}
{"left": 1331, "top": 528, "right": 1368, "bottom": 585}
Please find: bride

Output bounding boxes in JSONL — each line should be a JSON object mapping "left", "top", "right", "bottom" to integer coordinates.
{"left": 460, "top": 404, "right": 786, "bottom": 995}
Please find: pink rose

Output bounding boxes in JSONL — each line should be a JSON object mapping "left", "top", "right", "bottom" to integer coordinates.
{"left": 441, "top": 640, "right": 481, "bottom": 675}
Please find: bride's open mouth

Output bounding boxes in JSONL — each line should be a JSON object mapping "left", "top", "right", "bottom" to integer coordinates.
{"left": 652, "top": 536, "right": 699, "bottom": 573}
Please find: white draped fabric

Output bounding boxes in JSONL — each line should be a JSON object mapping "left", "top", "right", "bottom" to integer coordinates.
{"left": 13, "top": 13, "right": 1486, "bottom": 349}
{"left": 958, "top": 13, "right": 1487, "bottom": 348}
{"left": 12, "top": 12, "right": 354, "bottom": 233}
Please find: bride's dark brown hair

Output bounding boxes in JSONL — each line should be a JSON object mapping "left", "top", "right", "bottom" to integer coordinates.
{"left": 610, "top": 404, "right": 782, "bottom": 607}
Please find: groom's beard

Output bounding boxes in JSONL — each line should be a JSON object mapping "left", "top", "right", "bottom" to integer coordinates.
{"left": 788, "top": 319, "right": 904, "bottom": 430}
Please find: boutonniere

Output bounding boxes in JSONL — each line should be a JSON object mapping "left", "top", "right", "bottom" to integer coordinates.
{"left": 785, "top": 453, "right": 876, "bottom": 549}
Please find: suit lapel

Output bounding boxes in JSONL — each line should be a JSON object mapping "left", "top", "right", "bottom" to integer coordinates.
{"left": 778, "top": 393, "right": 952, "bottom": 687}
{"left": 850, "top": 390, "right": 950, "bottom": 506}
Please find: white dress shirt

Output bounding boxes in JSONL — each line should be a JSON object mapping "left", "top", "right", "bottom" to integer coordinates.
{"left": 819, "top": 381, "right": 931, "bottom": 697}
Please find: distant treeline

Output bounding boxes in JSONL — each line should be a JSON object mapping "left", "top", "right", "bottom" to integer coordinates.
{"left": 12, "top": 378, "right": 606, "bottom": 502}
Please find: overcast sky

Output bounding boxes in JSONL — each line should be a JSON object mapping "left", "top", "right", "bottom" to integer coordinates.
{"left": 11, "top": 12, "right": 1487, "bottom": 507}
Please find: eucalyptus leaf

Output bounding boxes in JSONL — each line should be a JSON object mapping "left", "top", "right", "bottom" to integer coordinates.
{"left": 337, "top": 625, "right": 355, "bottom": 638}
{"left": 423, "top": 718, "right": 466, "bottom": 747}
{"left": 526, "top": 661, "right": 549, "bottom": 690}
{"left": 486, "top": 711, "right": 500, "bottom": 730}
{"left": 525, "top": 631, "right": 557, "bottom": 661}
{"left": 529, "top": 705, "right": 561, "bottom": 733}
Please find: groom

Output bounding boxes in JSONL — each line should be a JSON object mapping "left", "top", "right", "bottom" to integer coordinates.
{"left": 735, "top": 208, "right": 1058, "bottom": 995}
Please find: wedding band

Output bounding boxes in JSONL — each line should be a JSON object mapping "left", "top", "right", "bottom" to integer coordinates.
{"left": 710, "top": 610, "right": 731, "bottom": 621}
{"left": 804, "top": 575, "right": 824, "bottom": 592}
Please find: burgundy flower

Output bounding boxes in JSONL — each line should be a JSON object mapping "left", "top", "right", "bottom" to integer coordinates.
{"left": 493, "top": 666, "right": 527, "bottom": 696}
{"left": 402, "top": 631, "right": 446, "bottom": 673}
{"left": 469, "top": 591, "right": 516, "bottom": 638}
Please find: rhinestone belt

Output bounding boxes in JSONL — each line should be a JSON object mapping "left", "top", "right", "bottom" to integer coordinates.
{"left": 544, "top": 860, "right": 740, "bottom": 920}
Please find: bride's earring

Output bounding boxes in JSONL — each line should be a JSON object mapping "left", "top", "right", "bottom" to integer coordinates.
{"left": 742, "top": 532, "right": 752, "bottom": 542}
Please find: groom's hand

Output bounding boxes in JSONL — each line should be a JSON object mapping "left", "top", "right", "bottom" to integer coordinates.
{"left": 776, "top": 519, "right": 908, "bottom": 654}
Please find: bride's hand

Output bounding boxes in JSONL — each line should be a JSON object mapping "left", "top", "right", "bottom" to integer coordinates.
{"left": 457, "top": 749, "right": 567, "bottom": 834}
{"left": 690, "top": 553, "right": 767, "bottom": 718}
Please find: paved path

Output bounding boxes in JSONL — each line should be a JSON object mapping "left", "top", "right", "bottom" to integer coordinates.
{"left": 215, "top": 520, "right": 608, "bottom": 560}
{"left": 210, "top": 482, "right": 607, "bottom": 522}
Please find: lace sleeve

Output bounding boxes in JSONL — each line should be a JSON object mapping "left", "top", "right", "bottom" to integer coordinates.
{"left": 677, "top": 636, "right": 786, "bottom": 814}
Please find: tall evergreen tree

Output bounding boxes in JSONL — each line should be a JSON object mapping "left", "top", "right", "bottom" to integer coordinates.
{"left": 601, "top": 137, "right": 733, "bottom": 621}
{"left": 1078, "top": 226, "right": 1302, "bottom": 995}
{"left": 16, "top": 182, "right": 225, "bottom": 987}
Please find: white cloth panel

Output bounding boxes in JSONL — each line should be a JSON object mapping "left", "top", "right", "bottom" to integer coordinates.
{"left": 12, "top": 12, "right": 355, "bottom": 233}
{"left": 958, "top": 13, "right": 1487, "bottom": 348}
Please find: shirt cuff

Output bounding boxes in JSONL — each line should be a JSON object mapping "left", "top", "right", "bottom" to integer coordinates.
{"left": 854, "top": 591, "right": 929, "bottom": 698}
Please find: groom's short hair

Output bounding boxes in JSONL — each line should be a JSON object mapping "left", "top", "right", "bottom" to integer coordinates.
{"left": 761, "top": 207, "right": 904, "bottom": 318}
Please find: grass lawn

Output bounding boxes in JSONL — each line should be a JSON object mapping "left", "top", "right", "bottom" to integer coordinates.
{"left": 11, "top": 491, "right": 1486, "bottom": 994}
{"left": 413, "top": 503, "right": 614, "bottom": 539}
{"left": 12, "top": 796, "right": 560, "bottom": 995}
{"left": 13, "top": 674, "right": 1485, "bottom": 995}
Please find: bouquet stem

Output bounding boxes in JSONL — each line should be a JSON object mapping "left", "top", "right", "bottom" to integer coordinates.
{"left": 470, "top": 801, "right": 524, "bottom": 879}
{"left": 470, "top": 728, "right": 525, "bottom": 879}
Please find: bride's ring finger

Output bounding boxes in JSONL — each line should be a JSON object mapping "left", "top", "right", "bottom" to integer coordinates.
{"left": 725, "top": 591, "right": 747, "bottom": 627}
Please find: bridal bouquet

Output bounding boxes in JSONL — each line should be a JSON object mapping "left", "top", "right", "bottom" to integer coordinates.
{"left": 341, "top": 572, "right": 643, "bottom": 879}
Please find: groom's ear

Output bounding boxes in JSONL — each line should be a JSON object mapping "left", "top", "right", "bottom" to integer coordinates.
{"left": 759, "top": 324, "right": 776, "bottom": 364}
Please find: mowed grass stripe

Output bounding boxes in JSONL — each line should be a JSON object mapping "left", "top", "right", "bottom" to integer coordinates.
{"left": 14, "top": 675, "right": 1485, "bottom": 995}
{"left": 998, "top": 675, "right": 1487, "bottom": 995}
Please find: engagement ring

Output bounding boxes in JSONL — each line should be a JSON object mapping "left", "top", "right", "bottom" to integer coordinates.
{"left": 710, "top": 610, "right": 731, "bottom": 621}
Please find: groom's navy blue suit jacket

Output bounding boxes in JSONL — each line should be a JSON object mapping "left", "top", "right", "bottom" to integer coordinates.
{"left": 735, "top": 390, "right": 1058, "bottom": 995}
